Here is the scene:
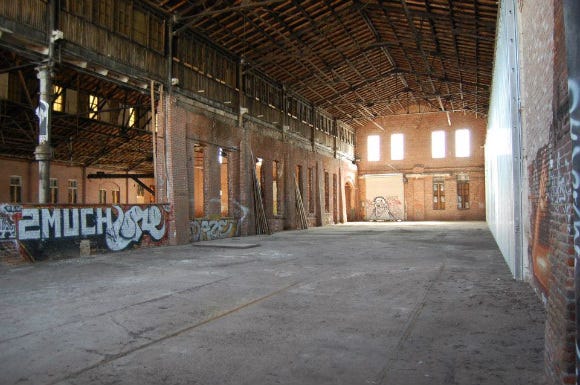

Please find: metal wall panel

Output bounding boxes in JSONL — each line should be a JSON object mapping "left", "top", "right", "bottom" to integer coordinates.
{"left": 485, "top": 0, "right": 524, "bottom": 279}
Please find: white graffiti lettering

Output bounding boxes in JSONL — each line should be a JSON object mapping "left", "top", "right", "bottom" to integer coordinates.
{"left": 569, "top": 79, "right": 580, "bottom": 255}
{"left": 16, "top": 205, "right": 168, "bottom": 251}
{"left": 19, "top": 208, "right": 40, "bottom": 240}
{"left": 105, "top": 205, "right": 166, "bottom": 251}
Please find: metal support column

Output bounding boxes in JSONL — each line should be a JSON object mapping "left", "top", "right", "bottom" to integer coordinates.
{"left": 35, "top": 0, "right": 57, "bottom": 204}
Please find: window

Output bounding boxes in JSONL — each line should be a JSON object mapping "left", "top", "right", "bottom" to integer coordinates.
{"left": 194, "top": 145, "right": 205, "bottom": 217}
{"left": 433, "top": 178, "right": 445, "bottom": 210}
{"left": 128, "top": 107, "right": 136, "bottom": 128}
{"left": 391, "top": 133, "right": 404, "bottom": 160}
{"left": 68, "top": 179, "right": 78, "bottom": 204}
{"left": 324, "top": 171, "right": 329, "bottom": 212}
{"left": 89, "top": 95, "right": 99, "bottom": 119}
{"left": 49, "top": 178, "right": 58, "bottom": 204}
{"left": 98, "top": 188, "right": 107, "bottom": 204}
{"left": 220, "top": 149, "right": 229, "bottom": 216}
{"left": 272, "top": 160, "right": 281, "bottom": 216}
{"left": 457, "top": 175, "right": 470, "bottom": 209}
{"left": 296, "top": 165, "right": 303, "bottom": 197}
{"left": 9, "top": 176, "right": 21, "bottom": 203}
{"left": 431, "top": 131, "right": 446, "bottom": 158}
{"left": 367, "top": 135, "right": 380, "bottom": 161}
{"left": 332, "top": 174, "right": 338, "bottom": 221}
{"left": 308, "top": 167, "right": 314, "bottom": 213}
{"left": 53, "top": 85, "right": 64, "bottom": 112}
{"left": 111, "top": 189, "right": 120, "bottom": 204}
{"left": 136, "top": 184, "right": 144, "bottom": 197}
{"left": 0, "top": 73, "right": 8, "bottom": 100}
{"left": 455, "top": 129, "right": 471, "bottom": 157}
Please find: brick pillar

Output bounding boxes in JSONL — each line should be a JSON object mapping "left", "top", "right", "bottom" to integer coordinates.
{"left": 238, "top": 126, "right": 254, "bottom": 235}
{"left": 157, "top": 94, "right": 190, "bottom": 245}
{"left": 284, "top": 148, "right": 296, "bottom": 230}
{"left": 315, "top": 160, "right": 324, "bottom": 226}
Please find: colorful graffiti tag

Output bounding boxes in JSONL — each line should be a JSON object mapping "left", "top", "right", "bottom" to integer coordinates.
{"left": 0, "top": 204, "right": 22, "bottom": 239}
{"left": 191, "top": 218, "right": 239, "bottom": 242}
{"left": 366, "top": 196, "right": 403, "bottom": 221}
{"left": 190, "top": 200, "right": 248, "bottom": 242}
{"left": 0, "top": 204, "right": 170, "bottom": 261}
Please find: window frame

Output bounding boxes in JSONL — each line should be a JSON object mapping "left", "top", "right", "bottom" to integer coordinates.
{"left": 9, "top": 175, "right": 22, "bottom": 203}
{"left": 457, "top": 175, "right": 470, "bottom": 209}
{"left": 433, "top": 178, "right": 445, "bottom": 210}
{"left": 49, "top": 178, "right": 58, "bottom": 204}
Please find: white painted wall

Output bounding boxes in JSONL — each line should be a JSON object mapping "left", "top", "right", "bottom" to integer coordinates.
{"left": 485, "top": 0, "right": 524, "bottom": 279}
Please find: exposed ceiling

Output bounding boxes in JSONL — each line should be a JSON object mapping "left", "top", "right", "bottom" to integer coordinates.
{"left": 160, "top": 0, "right": 498, "bottom": 127}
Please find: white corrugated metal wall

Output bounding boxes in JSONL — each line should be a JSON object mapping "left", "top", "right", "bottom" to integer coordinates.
{"left": 485, "top": 0, "right": 524, "bottom": 279}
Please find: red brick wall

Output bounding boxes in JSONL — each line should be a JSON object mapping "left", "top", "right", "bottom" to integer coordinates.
{"left": 356, "top": 111, "right": 486, "bottom": 221}
{"left": 162, "top": 98, "right": 356, "bottom": 239}
{"left": 518, "top": 1, "right": 576, "bottom": 383}
{"left": 0, "top": 158, "right": 154, "bottom": 205}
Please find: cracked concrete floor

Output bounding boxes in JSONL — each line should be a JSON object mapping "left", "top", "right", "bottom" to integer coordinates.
{"left": 0, "top": 222, "right": 545, "bottom": 385}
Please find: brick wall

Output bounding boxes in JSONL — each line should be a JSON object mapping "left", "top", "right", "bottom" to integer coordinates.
{"left": 356, "top": 111, "right": 486, "bottom": 221}
{"left": 0, "top": 158, "right": 154, "bottom": 205}
{"left": 162, "top": 97, "right": 355, "bottom": 239}
{"left": 517, "top": 0, "right": 576, "bottom": 383}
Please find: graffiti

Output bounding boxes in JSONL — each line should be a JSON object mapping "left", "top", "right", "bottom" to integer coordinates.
{"left": 105, "top": 206, "right": 167, "bottom": 251}
{"left": 191, "top": 200, "right": 249, "bottom": 242}
{"left": 17, "top": 205, "right": 168, "bottom": 251}
{"left": 529, "top": 147, "right": 551, "bottom": 292}
{"left": 570, "top": 79, "right": 580, "bottom": 255}
{"left": 0, "top": 204, "right": 170, "bottom": 261}
{"left": 570, "top": 72, "right": 580, "bottom": 383}
{"left": 35, "top": 100, "right": 49, "bottom": 143}
{"left": 367, "top": 196, "right": 403, "bottom": 221}
{"left": 191, "top": 218, "right": 239, "bottom": 242}
{"left": 0, "top": 204, "right": 22, "bottom": 239}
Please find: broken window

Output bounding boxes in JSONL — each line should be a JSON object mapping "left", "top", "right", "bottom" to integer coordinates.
{"left": 432, "top": 130, "right": 446, "bottom": 159}
{"left": 308, "top": 167, "right": 314, "bottom": 213}
{"left": 53, "top": 85, "right": 64, "bottom": 112}
{"left": 256, "top": 157, "right": 266, "bottom": 207}
{"left": 9, "top": 176, "right": 21, "bottom": 203}
{"left": 98, "top": 188, "right": 107, "bottom": 204}
{"left": 111, "top": 189, "right": 120, "bottom": 204}
{"left": 68, "top": 179, "right": 78, "bottom": 204}
{"left": 50, "top": 178, "right": 58, "bottom": 204}
{"left": 128, "top": 107, "right": 136, "bottom": 128}
{"left": 273, "top": 160, "right": 281, "bottom": 216}
{"left": 324, "top": 171, "right": 329, "bottom": 213}
{"left": 194, "top": 145, "right": 205, "bottom": 217}
{"left": 333, "top": 173, "right": 338, "bottom": 222}
{"left": 457, "top": 174, "right": 470, "bottom": 209}
{"left": 296, "top": 165, "right": 303, "bottom": 197}
{"left": 219, "top": 148, "right": 229, "bottom": 216}
{"left": 433, "top": 178, "right": 445, "bottom": 210}
{"left": 89, "top": 95, "right": 99, "bottom": 120}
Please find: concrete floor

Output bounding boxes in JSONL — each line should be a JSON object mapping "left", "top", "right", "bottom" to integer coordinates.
{"left": 0, "top": 222, "right": 545, "bottom": 385}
